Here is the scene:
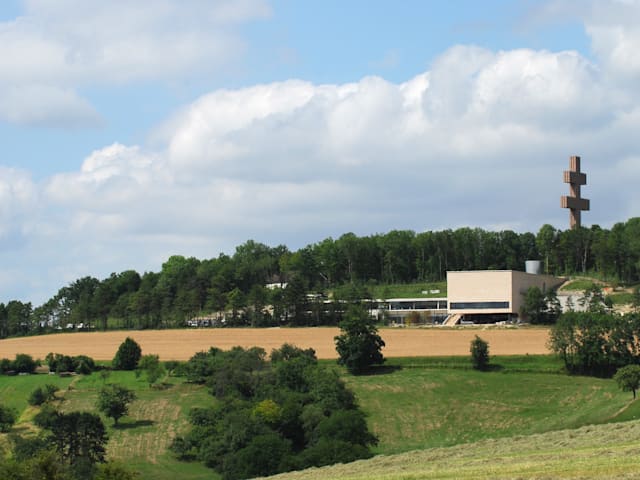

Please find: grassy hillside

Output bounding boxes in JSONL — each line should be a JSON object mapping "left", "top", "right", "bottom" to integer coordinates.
{"left": 257, "top": 419, "right": 640, "bottom": 480}
{"left": 1, "top": 355, "right": 637, "bottom": 479}
{"left": 62, "top": 371, "right": 215, "bottom": 479}
{"left": 344, "top": 356, "right": 631, "bottom": 454}
{"left": 261, "top": 356, "right": 640, "bottom": 480}
{"left": 0, "top": 371, "right": 216, "bottom": 479}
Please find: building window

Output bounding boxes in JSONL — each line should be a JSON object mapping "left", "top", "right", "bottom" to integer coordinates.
{"left": 449, "top": 301, "right": 509, "bottom": 310}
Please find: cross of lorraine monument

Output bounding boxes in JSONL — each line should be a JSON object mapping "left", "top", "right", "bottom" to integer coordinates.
{"left": 561, "top": 155, "right": 590, "bottom": 229}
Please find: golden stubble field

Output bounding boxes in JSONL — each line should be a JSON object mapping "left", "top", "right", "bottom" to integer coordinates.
{"left": 0, "top": 327, "right": 551, "bottom": 361}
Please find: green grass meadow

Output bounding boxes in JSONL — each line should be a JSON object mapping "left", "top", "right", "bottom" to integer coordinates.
{"left": 345, "top": 356, "right": 631, "bottom": 454}
{"left": 2, "top": 355, "right": 639, "bottom": 479}
{"left": 61, "top": 371, "right": 215, "bottom": 479}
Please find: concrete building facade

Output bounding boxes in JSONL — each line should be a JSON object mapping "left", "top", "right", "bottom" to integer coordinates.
{"left": 447, "top": 270, "right": 564, "bottom": 323}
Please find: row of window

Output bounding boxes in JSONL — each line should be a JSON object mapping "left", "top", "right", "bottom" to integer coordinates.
{"left": 387, "top": 301, "right": 448, "bottom": 310}
{"left": 449, "top": 301, "right": 510, "bottom": 310}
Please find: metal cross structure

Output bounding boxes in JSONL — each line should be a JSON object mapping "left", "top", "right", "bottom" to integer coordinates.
{"left": 561, "top": 155, "right": 590, "bottom": 229}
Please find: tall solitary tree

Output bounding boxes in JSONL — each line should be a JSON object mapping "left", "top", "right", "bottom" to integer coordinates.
{"left": 112, "top": 337, "right": 142, "bottom": 370}
{"left": 334, "top": 305, "right": 385, "bottom": 374}
{"left": 614, "top": 365, "right": 640, "bottom": 399}
{"left": 96, "top": 384, "right": 136, "bottom": 426}
{"left": 470, "top": 335, "right": 490, "bottom": 371}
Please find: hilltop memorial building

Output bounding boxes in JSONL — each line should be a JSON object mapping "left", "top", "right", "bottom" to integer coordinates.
{"left": 369, "top": 266, "right": 563, "bottom": 325}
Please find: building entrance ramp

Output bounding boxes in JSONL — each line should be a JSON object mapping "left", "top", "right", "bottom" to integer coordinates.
{"left": 442, "top": 313, "right": 462, "bottom": 326}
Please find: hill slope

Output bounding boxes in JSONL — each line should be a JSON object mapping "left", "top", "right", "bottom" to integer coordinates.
{"left": 259, "top": 419, "right": 640, "bottom": 479}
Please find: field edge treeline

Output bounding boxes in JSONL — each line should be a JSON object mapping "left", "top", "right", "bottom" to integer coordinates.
{"left": 2, "top": 218, "right": 640, "bottom": 335}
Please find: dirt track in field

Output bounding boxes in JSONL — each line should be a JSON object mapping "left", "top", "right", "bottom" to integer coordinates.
{"left": 0, "top": 328, "right": 551, "bottom": 361}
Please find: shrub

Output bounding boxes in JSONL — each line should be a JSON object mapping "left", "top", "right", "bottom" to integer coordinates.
{"left": 12, "top": 353, "right": 37, "bottom": 374}
{"left": 28, "top": 387, "right": 47, "bottom": 406}
{"left": 137, "top": 354, "right": 165, "bottom": 386}
{"left": 46, "top": 353, "right": 73, "bottom": 373}
{"left": 46, "top": 352, "right": 96, "bottom": 374}
{"left": 0, "top": 405, "right": 17, "bottom": 432}
{"left": 28, "top": 384, "right": 59, "bottom": 406}
{"left": 0, "top": 358, "right": 12, "bottom": 374}
{"left": 34, "top": 404, "right": 60, "bottom": 430}
{"left": 112, "top": 337, "right": 142, "bottom": 371}
{"left": 470, "top": 335, "right": 490, "bottom": 371}
{"left": 11, "top": 433, "right": 52, "bottom": 461}
{"left": 74, "top": 355, "right": 96, "bottom": 374}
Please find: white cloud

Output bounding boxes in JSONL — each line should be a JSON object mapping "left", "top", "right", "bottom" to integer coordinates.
{"left": 41, "top": 44, "right": 638, "bottom": 255}
{"left": 584, "top": 0, "right": 640, "bottom": 81}
{"left": 0, "top": 84, "right": 101, "bottom": 127}
{"left": 6, "top": 2, "right": 640, "bottom": 303}
{"left": 0, "top": 0, "right": 270, "bottom": 126}
{"left": 0, "top": 167, "right": 37, "bottom": 252}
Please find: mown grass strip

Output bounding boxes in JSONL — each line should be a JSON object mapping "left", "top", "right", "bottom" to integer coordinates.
{"left": 257, "top": 420, "right": 640, "bottom": 480}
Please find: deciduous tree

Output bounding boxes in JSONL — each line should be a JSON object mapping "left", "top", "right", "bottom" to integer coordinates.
{"left": 614, "top": 365, "right": 640, "bottom": 399}
{"left": 137, "top": 354, "right": 165, "bottom": 386}
{"left": 470, "top": 335, "right": 490, "bottom": 370}
{"left": 50, "top": 411, "right": 108, "bottom": 467}
{"left": 96, "top": 384, "right": 136, "bottom": 426}
{"left": 334, "top": 305, "right": 385, "bottom": 374}
{"left": 0, "top": 405, "right": 16, "bottom": 432}
{"left": 112, "top": 337, "right": 142, "bottom": 370}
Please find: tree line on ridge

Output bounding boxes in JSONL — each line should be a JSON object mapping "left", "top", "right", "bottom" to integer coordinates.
{"left": 1, "top": 218, "right": 640, "bottom": 335}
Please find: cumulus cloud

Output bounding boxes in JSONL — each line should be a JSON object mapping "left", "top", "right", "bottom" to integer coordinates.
{"left": 0, "top": 167, "right": 37, "bottom": 250}
{"left": 583, "top": 0, "right": 640, "bottom": 81}
{"left": 0, "top": 84, "right": 101, "bottom": 127}
{"left": 6, "top": 2, "right": 640, "bottom": 303}
{"left": 42, "top": 45, "right": 638, "bottom": 253}
{"left": 0, "top": 0, "right": 270, "bottom": 126}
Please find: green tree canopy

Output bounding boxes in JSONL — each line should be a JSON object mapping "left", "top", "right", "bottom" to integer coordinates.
{"left": 137, "top": 354, "right": 165, "bottom": 386}
{"left": 0, "top": 405, "right": 16, "bottom": 432}
{"left": 334, "top": 305, "right": 385, "bottom": 374}
{"left": 112, "top": 337, "right": 142, "bottom": 370}
{"left": 614, "top": 364, "right": 640, "bottom": 399}
{"left": 50, "top": 411, "right": 108, "bottom": 468}
{"left": 96, "top": 384, "right": 136, "bottom": 425}
{"left": 470, "top": 335, "right": 490, "bottom": 371}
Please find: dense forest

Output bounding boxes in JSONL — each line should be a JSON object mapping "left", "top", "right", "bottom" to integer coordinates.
{"left": 1, "top": 218, "right": 640, "bottom": 336}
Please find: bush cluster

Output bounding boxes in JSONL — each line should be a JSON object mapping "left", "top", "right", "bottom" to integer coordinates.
{"left": 549, "top": 312, "right": 640, "bottom": 377}
{"left": 0, "top": 354, "right": 38, "bottom": 374}
{"left": 172, "top": 344, "right": 377, "bottom": 480}
{"left": 46, "top": 353, "right": 96, "bottom": 374}
{"left": 28, "top": 384, "right": 60, "bottom": 406}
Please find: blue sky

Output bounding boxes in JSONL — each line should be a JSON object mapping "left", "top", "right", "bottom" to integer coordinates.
{"left": 1, "top": 0, "right": 639, "bottom": 304}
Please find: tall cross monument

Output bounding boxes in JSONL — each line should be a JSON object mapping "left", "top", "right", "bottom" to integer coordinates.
{"left": 561, "top": 155, "right": 590, "bottom": 229}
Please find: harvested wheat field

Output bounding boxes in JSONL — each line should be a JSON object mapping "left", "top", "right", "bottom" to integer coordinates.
{"left": 0, "top": 327, "right": 551, "bottom": 361}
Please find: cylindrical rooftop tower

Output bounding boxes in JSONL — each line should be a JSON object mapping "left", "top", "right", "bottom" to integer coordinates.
{"left": 525, "top": 260, "right": 542, "bottom": 275}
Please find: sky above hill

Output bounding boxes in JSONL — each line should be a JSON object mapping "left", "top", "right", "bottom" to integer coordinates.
{"left": 1, "top": 0, "right": 639, "bottom": 304}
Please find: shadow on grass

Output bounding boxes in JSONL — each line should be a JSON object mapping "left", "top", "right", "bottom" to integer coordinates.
{"left": 363, "top": 365, "right": 403, "bottom": 376}
{"left": 114, "top": 419, "right": 155, "bottom": 430}
{"left": 484, "top": 364, "right": 505, "bottom": 372}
